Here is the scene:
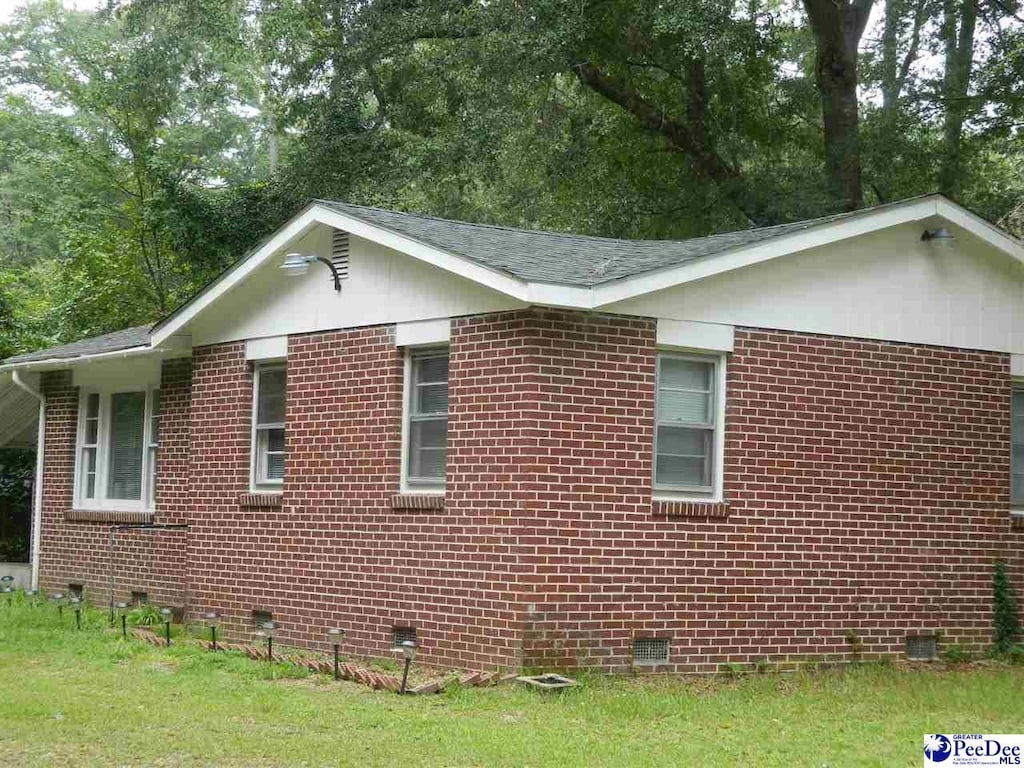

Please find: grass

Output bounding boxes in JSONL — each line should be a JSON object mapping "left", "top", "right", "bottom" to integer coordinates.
{"left": 1, "top": 597, "right": 1023, "bottom": 767}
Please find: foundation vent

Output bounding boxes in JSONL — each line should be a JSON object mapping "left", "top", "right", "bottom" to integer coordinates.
{"left": 331, "top": 229, "right": 350, "bottom": 282}
{"left": 632, "top": 637, "right": 670, "bottom": 666}
{"left": 392, "top": 626, "right": 417, "bottom": 648}
{"left": 130, "top": 591, "right": 148, "bottom": 606}
{"left": 252, "top": 610, "right": 274, "bottom": 628}
{"left": 906, "top": 634, "right": 937, "bottom": 661}
{"left": 68, "top": 583, "right": 84, "bottom": 600}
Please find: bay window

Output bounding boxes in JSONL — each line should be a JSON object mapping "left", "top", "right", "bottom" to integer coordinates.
{"left": 75, "top": 389, "right": 160, "bottom": 511}
{"left": 403, "top": 349, "right": 448, "bottom": 490}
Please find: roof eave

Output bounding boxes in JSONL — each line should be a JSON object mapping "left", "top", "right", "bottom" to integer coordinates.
{"left": 0, "top": 343, "right": 163, "bottom": 374}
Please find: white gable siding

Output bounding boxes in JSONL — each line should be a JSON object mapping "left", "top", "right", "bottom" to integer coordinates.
{"left": 189, "top": 226, "right": 525, "bottom": 346}
{"left": 606, "top": 222, "right": 1024, "bottom": 353}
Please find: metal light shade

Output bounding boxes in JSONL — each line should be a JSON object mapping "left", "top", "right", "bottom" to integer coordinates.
{"left": 257, "top": 621, "right": 276, "bottom": 639}
{"left": 326, "top": 627, "right": 345, "bottom": 643}
{"left": 25, "top": 589, "right": 37, "bottom": 597}
{"left": 922, "top": 227, "right": 955, "bottom": 249}
{"left": 400, "top": 640, "right": 418, "bottom": 660}
{"left": 69, "top": 596, "right": 81, "bottom": 606}
{"left": 203, "top": 611, "right": 220, "bottom": 627}
{"left": 280, "top": 252, "right": 313, "bottom": 276}
{"left": 0, "top": 587, "right": 12, "bottom": 595}
{"left": 50, "top": 592, "right": 65, "bottom": 602}
{"left": 115, "top": 601, "right": 128, "bottom": 612}
{"left": 159, "top": 608, "right": 173, "bottom": 621}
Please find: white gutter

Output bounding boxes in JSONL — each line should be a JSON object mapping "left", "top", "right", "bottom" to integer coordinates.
{"left": 11, "top": 370, "right": 45, "bottom": 591}
{"left": 0, "top": 344, "right": 161, "bottom": 375}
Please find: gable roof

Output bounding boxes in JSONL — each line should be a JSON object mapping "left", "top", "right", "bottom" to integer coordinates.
{"left": 3, "top": 193, "right": 1022, "bottom": 368}
{"left": 315, "top": 200, "right": 864, "bottom": 286}
{"left": 3, "top": 325, "right": 152, "bottom": 366}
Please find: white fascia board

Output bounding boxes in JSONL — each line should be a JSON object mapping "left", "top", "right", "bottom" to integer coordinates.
{"left": 590, "top": 198, "right": 941, "bottom": 307}
{"left": 935, "top": 199, "right": 1024, "bottom": 264}
{"left": 151, "top": 207, "right": 325, "bottom": 347}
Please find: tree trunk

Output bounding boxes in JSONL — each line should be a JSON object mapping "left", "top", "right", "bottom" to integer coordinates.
{"left": 803, "top": 0, "right": 874, "bottom": 212}
{"left": 938, "top": 0, "right": 977, "bottom": 198}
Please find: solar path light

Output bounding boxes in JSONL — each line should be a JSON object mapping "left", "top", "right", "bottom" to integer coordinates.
{"left": 204, "top": 611, "right": 221, "bottom": 651}
{"left": 160, "top": 608, "right": 173, "bottom": 646}
{"left": 326, "top": 627, "right": 346, "bottom": 680}
{"left": 399, "top": 640, "right": 417, "bottom": 695}
{"left": 69, "top": 596, "right": 83, "bottom": 630}
{"left": 255, "top": 622, "right": 277, "bottom": 662}
{"left": 50, "top": 592, "right": 65, "bottom": 620}
{"left": 116, "top": 602, "right": 129, "bottom": 640}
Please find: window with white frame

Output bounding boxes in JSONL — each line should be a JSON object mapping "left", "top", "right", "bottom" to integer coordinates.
{"left": 252, "top": 364, "right": 286, "bottom": 489}
{"left": 75, "top": 389, "right": 160, "bottom": 510}
{"left": 1012, "top": 383, "right": 1024, "bottom": 509}
{"left": 654, "top": 353, "right": 722, "bottom": 495}
{"left": 403, "top": 349, "right": 448, "bottom": 489}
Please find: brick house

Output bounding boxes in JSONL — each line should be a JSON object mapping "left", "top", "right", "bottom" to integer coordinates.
{"left": 1, "top": 193, "right": 1022, "bottom": 673}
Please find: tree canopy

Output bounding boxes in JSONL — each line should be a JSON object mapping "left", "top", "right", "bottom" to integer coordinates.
{"left": 0, "top": 0, "right": 1021, "bottom": 355}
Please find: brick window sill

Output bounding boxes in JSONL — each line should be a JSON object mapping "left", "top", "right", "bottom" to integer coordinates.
{"left": 391, "top": 494, "right": 445, "bottom": 511}
{"left": 65, "top": 509, "right": 154, "bottom": 524}
{"left": 651, "top": 500, "right": 730, "bottom": 519}
{"left": 238, "top": 493, "right": 283, "bottom": 509}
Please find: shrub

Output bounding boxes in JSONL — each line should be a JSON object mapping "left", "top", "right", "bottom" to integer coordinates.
{"left": 942, "top": 645, "right": 972, "bottom": 665}
{"left": 128, "top": 604, "right": 164, "bottom": 626}
{"left": 993, "top": 561, "right": 1021, "bottom": 655}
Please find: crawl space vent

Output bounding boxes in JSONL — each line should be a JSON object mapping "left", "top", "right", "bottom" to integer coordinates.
{"left": 633, "top": 637, "right": 670, "bottom": 665}
{"left": 252, "top": 610, "right": 274, "bottom": 628}
{"left": 392, "top": 626, "right": 417, "bottom": 647}
{"left": 130, "top": 590, "right": 148, "bottom": 606}
{"left": 331, "top": 229, "right": 350, "bottom": 282}
{"left": 905, "top": 634, "right": 937, "bottom": 661}
{"left": 68, "top": 583, "right": 84, "bottom": 599}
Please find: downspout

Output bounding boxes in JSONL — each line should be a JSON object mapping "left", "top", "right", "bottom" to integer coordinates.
{"left": 12, "top": 369, "right": 45, "bottom": 590}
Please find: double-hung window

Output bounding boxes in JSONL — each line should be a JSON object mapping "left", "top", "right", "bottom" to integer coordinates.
{"left": 75, "top": 389, "right": 160, "bottom": 511}
{"left": 403, "top": 349, "right": 449, "bottom": 490}
{"left": 252, "top": 364, "right": 286, "bottom": 490}
{"left": 654, "top": 353, "right": 722, "bottom": 496}
{"left": 1012, "top": 384, "right": 1024, "bottom": 511}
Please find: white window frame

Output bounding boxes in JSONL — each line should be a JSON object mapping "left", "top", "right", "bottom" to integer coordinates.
{"left": 250, "top": 362, "right": 286, "bottom": 492}
{"left": 652, "top": 350, "right": 726, "bottom": 502}
{"left": 400, "top": 347, "right": 449, "bottom": 494}
{"left": 73, "top": 387, "right": 160, "bottom": 512}
{"left": 1012, "top": 380, "right": 1024, "bottom": 516}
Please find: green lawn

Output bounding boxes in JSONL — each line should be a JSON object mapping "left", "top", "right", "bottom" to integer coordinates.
{"left": 1, "top": 598, "right": 1022, "bottom": 767}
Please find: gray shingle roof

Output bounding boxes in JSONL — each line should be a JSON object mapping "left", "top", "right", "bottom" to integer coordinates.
{"left": 318, "top": 200, "right": 862, "bottom": 286}
{"left": 4, "top": 325, "right": 151, "bottom": 365}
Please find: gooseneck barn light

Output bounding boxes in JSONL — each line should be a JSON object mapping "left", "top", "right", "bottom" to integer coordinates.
{"left": 921, "top": 227, "right": 956, "bottom": 249}
{"left": 279, "top": 252, "right": 342, "bottom": 292}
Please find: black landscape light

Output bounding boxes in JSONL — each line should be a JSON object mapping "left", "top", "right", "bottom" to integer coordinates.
{"left": 160, "top": 608, "right": 173, "bottom": 646}
{"left": 69, "top": 596, "right": 83, "bottom": 630}
{"left": 255, "top": 621, "right": 277, "bottom": 662}
{"left": 1, "top": 585, "right": 13, "bottom": 605}
{"left": 50, "top": 592, "right": 65, "bottom": 620}
{"left": 116, "top": 602, "right": 129, "bottom": 640}
{"left": 204, "top": 611, "right": 221, "bottom": 651}
{"left": 24, "top": 589, "right": 38, "bottom": 606}
{"left": 326, "top": 627, "right": 346, "bottom": 680}
{"left": 398, "top": 640, "right": 417, "bottom": 695}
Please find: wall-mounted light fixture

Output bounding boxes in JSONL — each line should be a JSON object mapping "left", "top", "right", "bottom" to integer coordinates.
{"left": 921, "top": 227, "right": 956, "bottom": 249}
{"left": 280, "top": 252, "right": 343, "bottom": 292}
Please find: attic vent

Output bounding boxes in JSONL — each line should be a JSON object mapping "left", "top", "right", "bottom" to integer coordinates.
{"left": 392, "top": 626, "right": 417, "bottom": 648}
{"left": 632, "top": 637, "right": 670, "bottom": 666}
{"left": 906, "top": 634, "right": 937, "bottom": 661}
{"left": 331, "top": 229, "right": 350, "bottom": 282}
{"left": 252, "top": 610, "right": 274, "bottom": 628}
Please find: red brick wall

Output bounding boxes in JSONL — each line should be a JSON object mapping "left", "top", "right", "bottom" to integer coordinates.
{"left": 519, "top": 322, "right": 1023, "bottom": 672}
{"left": 36, "top": 363, "right": 189, "bottom": 610}
{"left": 35, "top": 312, "right": 1024, "bottom": 673}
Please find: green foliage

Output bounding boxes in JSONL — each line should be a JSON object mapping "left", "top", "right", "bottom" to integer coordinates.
{"left": 942, "top": 645, "right": 973, "bottom": 665}
{"left": 128, "top": 604, "right": 164, "bottom": 626}
{"left": 993, "top": 560, "right": 1021, "bottom": 655}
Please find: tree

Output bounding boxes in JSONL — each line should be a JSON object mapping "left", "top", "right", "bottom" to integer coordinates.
{"left": 802, "top": 0, "right": 874, "bottom": 211}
